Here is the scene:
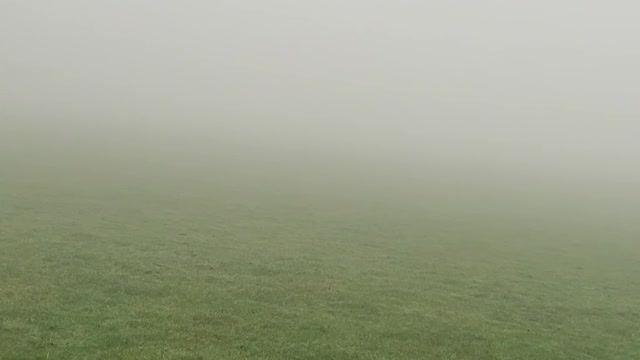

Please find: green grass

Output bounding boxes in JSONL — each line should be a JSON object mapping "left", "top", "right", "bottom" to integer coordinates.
{"left": 1, "top": 163, "right": 639, "bottom": 359}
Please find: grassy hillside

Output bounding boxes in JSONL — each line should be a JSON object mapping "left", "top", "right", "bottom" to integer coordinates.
{"left": 1, "top": 150, "right": 638, "bottom": 359}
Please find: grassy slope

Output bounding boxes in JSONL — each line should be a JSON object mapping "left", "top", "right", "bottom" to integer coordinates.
{"left": 1, "top": 155, "right": 639, "bottom": 359}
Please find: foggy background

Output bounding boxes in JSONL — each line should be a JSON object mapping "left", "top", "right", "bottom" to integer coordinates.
{"left": 2, "top": 1, "right": 639, "bottom": 224}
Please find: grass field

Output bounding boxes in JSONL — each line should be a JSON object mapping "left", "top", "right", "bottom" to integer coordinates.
{"left": 1, "top": 154, "right": 639, "bottom": 359}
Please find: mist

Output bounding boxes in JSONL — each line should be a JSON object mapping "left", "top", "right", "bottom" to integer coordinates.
{"left": 4, "top": 2, "right": 640, "bottom": 358}
{"left": 2, "top": 0, "right": 639, "bottom": 223}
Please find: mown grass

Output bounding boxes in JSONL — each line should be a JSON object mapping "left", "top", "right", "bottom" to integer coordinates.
{"left": 1, "top": 162, "right": 639, "bottom": 359}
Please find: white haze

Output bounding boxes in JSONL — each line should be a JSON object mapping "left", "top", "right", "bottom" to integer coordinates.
{"left": 1, "top": 1, "right": 639, "bottom": 200}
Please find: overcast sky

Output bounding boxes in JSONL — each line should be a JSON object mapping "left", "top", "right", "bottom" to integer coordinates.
{"left": 2, "top": 0, "right": 638, "bottom": 185}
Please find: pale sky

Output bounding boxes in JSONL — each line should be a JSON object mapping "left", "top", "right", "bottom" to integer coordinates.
{"left": 2, "top": 0, "right": 639, "bottom": 185}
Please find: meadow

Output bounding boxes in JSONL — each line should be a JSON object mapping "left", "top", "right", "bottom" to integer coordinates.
{"left": 1, "top": 149, "right": 638, "bottom": 359}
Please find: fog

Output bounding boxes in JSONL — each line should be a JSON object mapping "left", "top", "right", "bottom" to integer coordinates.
{"left": 2, "top": 1, "right": 639, "bottom": 223}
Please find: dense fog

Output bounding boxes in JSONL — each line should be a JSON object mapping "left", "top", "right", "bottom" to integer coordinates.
{"left": 2, "top": 1, "right": 639, "bottom": 225}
